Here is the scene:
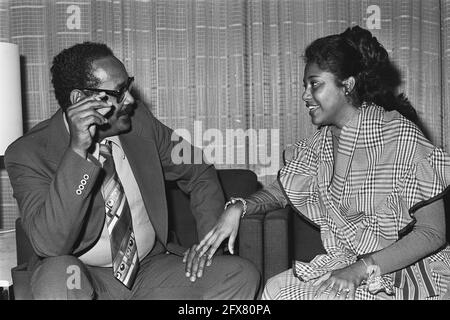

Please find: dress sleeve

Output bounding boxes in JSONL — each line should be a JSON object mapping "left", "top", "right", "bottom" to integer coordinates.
{"left": 401, "top": 146, "right": 450, "bottom": 214}
{"left": 278, "top": 138, "right": 320, "bottom": 211}
{"left": 279, "top": 139, "right": 319, "bottom": 176}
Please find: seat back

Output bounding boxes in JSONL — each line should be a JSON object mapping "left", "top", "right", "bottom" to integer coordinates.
{"left": 166, "top": 169, "right": 258, "bottom": 247}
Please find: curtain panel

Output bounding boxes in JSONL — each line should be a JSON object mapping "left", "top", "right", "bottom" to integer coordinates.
{"left": 0, "top": 0, "right": 448, "bottom": 230}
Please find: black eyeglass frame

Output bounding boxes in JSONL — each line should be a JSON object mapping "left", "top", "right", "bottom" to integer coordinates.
{"left": 81, "top": 76, "right": 134, "bottom": 103}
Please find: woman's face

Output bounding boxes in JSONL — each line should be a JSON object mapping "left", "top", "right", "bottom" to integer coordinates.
{"left": 302, "top": 62, "right": 356, "bottom": 129}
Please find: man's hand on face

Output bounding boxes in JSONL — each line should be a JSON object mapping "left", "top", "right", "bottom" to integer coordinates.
{"left": 183, "top": 244, "right": 213, "bottom": 282}
{"left": 66, "top": 92, "right": 112, "bottom": 158}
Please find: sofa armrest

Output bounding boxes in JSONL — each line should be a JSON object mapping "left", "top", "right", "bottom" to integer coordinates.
{"left": 238, "top": 212, "right": 265, "bottom": 279}
{"left": 11, "top": 263, "right": 32, "bottom": 300}
{"left": 263, "top": 208, "right": 292, "bottom": 282}
{"left": 15, "top": 218, "right": 36, "bottom": 266}
{"left": 292, "top": 210, "right": 325, "bottom": 262}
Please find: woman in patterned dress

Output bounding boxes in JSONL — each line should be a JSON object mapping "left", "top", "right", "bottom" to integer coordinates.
{"left": 194, "top": 26, "right": 450, "bottom": 300}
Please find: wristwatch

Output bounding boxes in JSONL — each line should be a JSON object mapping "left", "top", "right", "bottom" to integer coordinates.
{"left": 224, "top": 197, "right": 247, "bottom": 218}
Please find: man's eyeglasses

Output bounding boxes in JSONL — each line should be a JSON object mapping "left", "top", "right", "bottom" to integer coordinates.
{"left": 81, "top": 76, "right": 134, "bottom": 104}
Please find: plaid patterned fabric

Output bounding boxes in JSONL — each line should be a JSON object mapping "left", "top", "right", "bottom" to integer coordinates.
{"left": 262, "top": 268, "right": 393, "bottom": 300}
{"left": 278, "top": 103, "right": 450, "bottom": 299}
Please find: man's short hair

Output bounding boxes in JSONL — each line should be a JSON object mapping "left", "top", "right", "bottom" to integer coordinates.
{"left": 50, "top": 42, "right": 114, "bottom": 111}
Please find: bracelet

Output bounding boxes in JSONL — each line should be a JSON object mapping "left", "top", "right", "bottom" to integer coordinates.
{"left": 359, "top": 258, "right": 384, "bottom": 294}
{"left": 224, "top": 197, "right": 247, "bottom": 219}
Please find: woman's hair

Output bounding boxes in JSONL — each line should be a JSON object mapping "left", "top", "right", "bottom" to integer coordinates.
{"left": 51, "top": 42, "right": 114, "bottom": 111}
{"left": 304, "top": 25, "right": 421, "bottom": 126}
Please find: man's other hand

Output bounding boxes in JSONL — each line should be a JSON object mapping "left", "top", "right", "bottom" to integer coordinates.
{"left": 183, "top": 244, "right": 212, "bottom": 282}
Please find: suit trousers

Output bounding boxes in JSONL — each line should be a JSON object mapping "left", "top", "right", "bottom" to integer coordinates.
{"left": 29, "top": 248, "right": 260, "bottom": 300}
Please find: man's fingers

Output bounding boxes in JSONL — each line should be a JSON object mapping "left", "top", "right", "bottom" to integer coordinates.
{"left": 190, "top": 254, "right": 200, "bottom": 282}
{"left": 81, "top": 92, "right": 108, "bottom": 104}
{"left": 195, "top": 256, "right": 208, "bottom": 279}
{"left": 67, "top": 100, "right": 112, "bottom": 122}
{"left": 94, "top": 105, "right": 113, "bottom": 117}
{"left": 183, "top": 244, "right": 214, "bottom": 282}
{"left": 182, "top": 249, "right": 189, "bottom": 263}
{"left": 185, "top": 245, "right": 198, "bottom": 277}
{"left": 79, "top": 114, "right": 107, "bottom": 126}
{"left": 68, "top": 105, "right": 111, "bottom": 129}
{"left": 79, "top": 103, "right": 112, "bottom": 117}
{"left": 68, "top": 94, "right": 111, "bottom": 112}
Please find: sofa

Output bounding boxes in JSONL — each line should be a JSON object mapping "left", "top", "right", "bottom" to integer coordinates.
{"left": 11, "top": 169, "right": 276, "bottom": 299}
{"left": 15, "top": 167, "right": 447, "bottom": 299}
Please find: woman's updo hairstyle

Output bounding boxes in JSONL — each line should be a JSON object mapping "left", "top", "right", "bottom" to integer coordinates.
{"left": 304, "top": 25, "right": 421, "bottom": 126}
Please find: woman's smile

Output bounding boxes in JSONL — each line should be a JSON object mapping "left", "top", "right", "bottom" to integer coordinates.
{"left": 306, "top": 104, "right": 320, "bottom": 114}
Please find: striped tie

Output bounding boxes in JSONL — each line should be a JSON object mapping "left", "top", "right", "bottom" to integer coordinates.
{"left": 100, "top": 140, "right": 139, "bottom": 288}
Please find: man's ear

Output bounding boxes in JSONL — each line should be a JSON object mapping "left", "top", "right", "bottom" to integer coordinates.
{"left": 69, "top": 89, "right": 85, "bottom": 105}
{"left": 342, "top": 77, "right": 356, "bottom": 94}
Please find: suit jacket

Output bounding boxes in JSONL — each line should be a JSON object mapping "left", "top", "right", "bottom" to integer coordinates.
{"left": 5, "top": 101, "right": 225, "bottom": 259}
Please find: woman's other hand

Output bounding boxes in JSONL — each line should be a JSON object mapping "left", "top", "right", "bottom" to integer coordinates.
{"left": 313, "top": 260, "right": 367, "bottom": 300}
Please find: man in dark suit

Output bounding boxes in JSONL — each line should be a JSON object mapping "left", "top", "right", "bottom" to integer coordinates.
{"left": 5, "top": 42, "right": 259, "bottom": 299}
